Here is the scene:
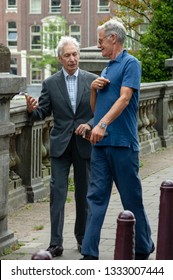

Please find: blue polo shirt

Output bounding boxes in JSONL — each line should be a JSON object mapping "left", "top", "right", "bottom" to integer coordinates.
{"left": 94, "top": 49, "right": 141, "bottom": 151}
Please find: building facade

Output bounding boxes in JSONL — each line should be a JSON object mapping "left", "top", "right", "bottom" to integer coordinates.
{"left": 0, "top": 0, "right": 115, "bottom": 85}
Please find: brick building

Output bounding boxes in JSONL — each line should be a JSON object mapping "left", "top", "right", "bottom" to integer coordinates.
{"left": 0, "top": 0, "right": 115, "bottom": 85}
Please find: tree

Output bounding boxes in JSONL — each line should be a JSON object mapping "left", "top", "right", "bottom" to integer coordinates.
{"left": 29, "top": 16, "right": 67, "bottom": 75}
{"left": 139, "top": 0, "right": 173, "bottom": 81}
{"left": 111, "top": 0, "right": 153, "bottom": 47}
{"left": 111, "top": 0, "right": 173, "bottom": 81}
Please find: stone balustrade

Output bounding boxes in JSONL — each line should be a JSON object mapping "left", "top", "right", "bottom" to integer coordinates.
{"left": 139, "top": 81, "right": 173, "bottom": 153}
{"left": 9, "top": 98, "right": 53, "bottom": 210}
{"left": 6, "top": 80, "right": 173, "bottom": 215}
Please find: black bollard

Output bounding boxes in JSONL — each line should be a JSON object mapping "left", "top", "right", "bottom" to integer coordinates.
{"left": 31, "top": 249, "right": 52, "bottom": 260}
{"left": 156, "top": 180, "right": 173, "bottom": 260}
{"left": 114, "top": 210, "right": 136, "bottom": 260}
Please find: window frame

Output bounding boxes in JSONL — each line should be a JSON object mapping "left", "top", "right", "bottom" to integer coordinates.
{"left": 69, "top": 25, "right": 81, "bottom": 45}
{"left": 7, "top": 0, "right": 17, "bottom": 9}
{"left": 42, "top": 16, "right": 66, "bottom": 52}
{"left": 69, "top": 0, "right": 81, "bottom": 13}
{"left": 7, "top": 21, "right": 17, "bottom": 48}
{"left": 49, "top": 0, "right": 61, "bottom": 13}
{"left": 30, "top": 57, "right": 43, "bottom": 84}
{"left": 97, "top": 0, "right": 110, "bottom": 13}
{"left": 30, "top": 0, "right": 41, "bottom": 14}
{"left": 30, "top": 25, "right": 42, "bottom": 51}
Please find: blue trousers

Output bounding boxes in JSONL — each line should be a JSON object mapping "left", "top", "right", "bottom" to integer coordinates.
{"left": 82, "top": 146, "right": 154, "bottom": 258}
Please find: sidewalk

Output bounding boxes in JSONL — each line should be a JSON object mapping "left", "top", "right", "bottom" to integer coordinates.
{"left": 1, "top": 147, "right": 173, "bottom": 260}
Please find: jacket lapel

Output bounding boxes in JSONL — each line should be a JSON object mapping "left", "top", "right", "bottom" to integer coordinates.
{"left": 56, "top": 70, "right": 74, "bottom": 112}
{"left": 76, "top": 70, "right": 85, "bottom": 111}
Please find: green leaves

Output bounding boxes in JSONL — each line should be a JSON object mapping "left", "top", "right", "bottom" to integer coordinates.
{"left": 138, "top": 0, "right": 173, "bottom": 81}
{"left": 111, "top": 0, "right": 173, "bottom": 81}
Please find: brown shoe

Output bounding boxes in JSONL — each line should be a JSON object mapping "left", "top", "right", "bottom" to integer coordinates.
{"left": 47, "top": 245, "right": 63, "bottom": 257}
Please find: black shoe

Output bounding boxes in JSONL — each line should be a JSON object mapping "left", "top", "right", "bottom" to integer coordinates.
{"left": 80, "top": 255, "right": 98, "bottom": 260}
{"left": 47, "top": 245, "right": 63, "bottom": 257}
{"left": 135, "top": 252, "right": 150, "bottom": 260}
{"left": 77, "top": 243, "right": 82, "bottom": 253}
{"left": 135, "top": 243, "right": 155, "bottom": 260}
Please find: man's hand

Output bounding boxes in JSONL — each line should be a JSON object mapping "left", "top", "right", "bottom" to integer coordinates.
{"left": 75, "top": 123, "right": 91, "bottom": 138}
{"left": 25, "top": 95, "right": 38, "bottom": 113}
{"left": 89, "top": 125, "right": 106, "bottom": 145}
{"left": 91, "top": 77, "right": 110, "bottom": 91}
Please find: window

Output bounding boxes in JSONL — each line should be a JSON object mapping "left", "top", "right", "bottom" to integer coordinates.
{"left": 69, "top": 25, "right": 81, "bottom": 44}
{"left": 30, "top": 0, "right": 41, "bottom": 14}
{"left": 42, "top": 16, "right": 66, "bottom": 51}
{"left": 31, "top": 58, "right": 42, "bottom": 84}
{"left": 7, "top": 0, "right": 17, "bottom": 9}
{"left": 69, "top": 0, "right": 81, "bottom": 13}
{"left": 7, "top": 22, "right": 17, "bottom": 47}
{"left": 44, "top": 25, "right": 60, "bottom": 50}
{"left": 98, "top": 0, "right": 110, "bottom": 13}
{"left": 31, "top": 25, "right": 41, "bottom": 50}
{"left": 10, "top": 58, "right": 17, "bottom": 75}
{"left": 50, "top": 0, "right": 61, "bottom": 13}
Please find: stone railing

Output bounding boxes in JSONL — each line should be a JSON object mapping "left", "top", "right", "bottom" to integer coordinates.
{"left": 139, "top": 81, "right": 173, "bottom": 154}
{"left": 7, "top": 80, "right": 173, "bottom": 213}
{"left": 9, "top": 98, "right": 53, "bottom": 210}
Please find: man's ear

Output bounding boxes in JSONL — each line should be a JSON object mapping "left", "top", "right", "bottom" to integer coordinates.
{"left": 58, "top": 56, "right": 61, "bottom": 63}
{"left": 112, "top": 34, "right": 117, "bottom": 44}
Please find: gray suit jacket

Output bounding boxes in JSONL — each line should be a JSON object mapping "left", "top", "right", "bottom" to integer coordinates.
{"left": 30, "top": 69, "right": 98, "bottom": 159}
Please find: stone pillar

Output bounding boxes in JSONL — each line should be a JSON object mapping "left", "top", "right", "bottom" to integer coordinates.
{"left": 79, "top": 46, "right": 108, "bottom": 75}
{"left": 165, "top": 57, "right": 173, "bottom": 80}
{"left": 154, "top": 84, "right": 172, "bottom": 148}
{"left": 0, "top": 44, "right": 26, "bottom": 254}
{"left": 0, "top": 44, "right": 10, "bottom": 72}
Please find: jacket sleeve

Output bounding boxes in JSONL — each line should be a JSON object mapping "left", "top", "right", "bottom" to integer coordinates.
{"left": 28, "top": 80, "right": 52, "bottom": 122}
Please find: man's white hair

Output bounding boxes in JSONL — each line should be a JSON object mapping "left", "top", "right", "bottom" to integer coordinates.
{"left": 57, "top": 36, "right": 80, "bottom": 56}
{"left": 98, "top": 18, "right": 126, "bottom": 44}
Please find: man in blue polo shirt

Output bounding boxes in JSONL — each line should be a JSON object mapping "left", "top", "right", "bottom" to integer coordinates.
{"left": 81, "top": 18, "right": 155, "bottom": 260}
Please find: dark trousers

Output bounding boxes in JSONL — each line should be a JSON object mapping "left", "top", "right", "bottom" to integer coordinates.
{"left": 50, "top": 134, "right": 90, "bottom": 246}
{"left": 82, "top": 146, "right": 153, "bottom": 257}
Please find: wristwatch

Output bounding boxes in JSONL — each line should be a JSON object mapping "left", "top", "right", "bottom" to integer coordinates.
{"left": 98, "top": 122, "right": 107, "bottom": 129}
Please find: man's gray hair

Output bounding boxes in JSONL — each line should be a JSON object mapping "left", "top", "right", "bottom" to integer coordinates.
{"left": 98, "top": 18, "right": 126, "bottom": 44}
{"left": 57, "top": 36, "right": 80, "bottom": 56}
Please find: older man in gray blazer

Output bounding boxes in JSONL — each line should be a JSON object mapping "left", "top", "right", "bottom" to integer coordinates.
{"left": 26, "top": 36, "right": 98, "bottom": 257}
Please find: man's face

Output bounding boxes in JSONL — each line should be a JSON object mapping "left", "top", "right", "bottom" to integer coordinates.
{"left": 97, "top": 29, "right": 114, "bottom": 58}
{"left": 58, "top": 43, "right": 80, "bottom": 75}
